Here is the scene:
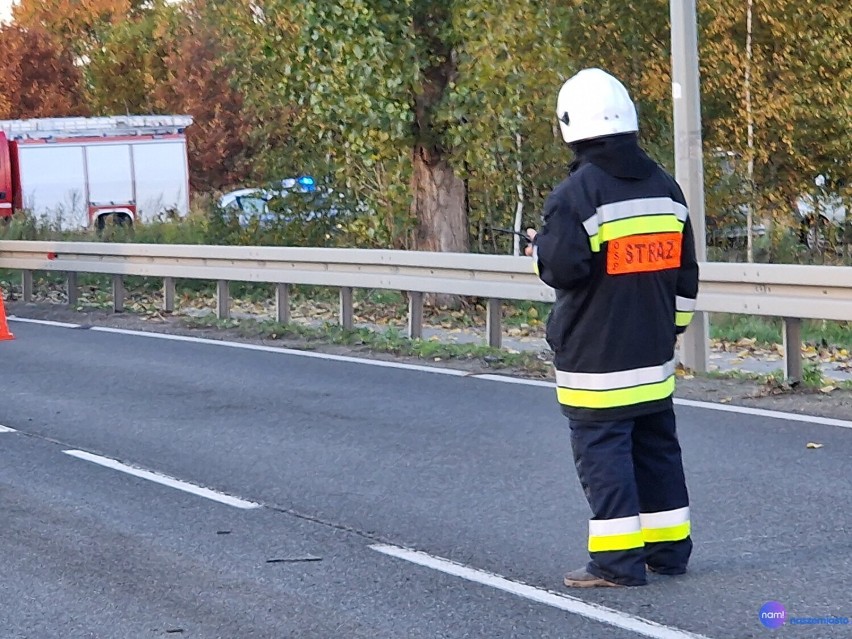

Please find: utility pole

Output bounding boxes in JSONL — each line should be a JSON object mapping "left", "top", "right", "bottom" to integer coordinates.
{"left": 670, "top": 0, "right": 709, "bottom": 372}
{"left": 745, "top": 0, "right": 756, "bottom": 264}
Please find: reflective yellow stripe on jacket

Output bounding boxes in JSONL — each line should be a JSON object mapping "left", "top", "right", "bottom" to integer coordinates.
{"left": 556, "top": 358, "right": 677, "bottom": 410}
{"left": 583, "top": 197, "right": 689, "bottom": 252}
{"left": 676, "top": 295, "right": 696, "bottom": 328}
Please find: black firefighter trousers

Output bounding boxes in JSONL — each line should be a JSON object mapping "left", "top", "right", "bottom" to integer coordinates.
{"left": 569, "top": 408, "right": 692, "bottom": 586}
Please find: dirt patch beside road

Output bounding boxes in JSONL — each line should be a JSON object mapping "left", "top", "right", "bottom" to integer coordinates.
{"left": 8, "top": 301, "right": 852, "bottom": 423}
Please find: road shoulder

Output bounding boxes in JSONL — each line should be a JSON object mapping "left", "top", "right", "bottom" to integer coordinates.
{"left": 9, "top": 301, "right": 852, "bottom": 423}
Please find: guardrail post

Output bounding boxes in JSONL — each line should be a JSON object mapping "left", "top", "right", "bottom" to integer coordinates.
{"left": 679, "top": 312, "right": 709, "bottom": 373}
{"left": 486, "top": 298, "right": 502, "bottom": 349}
{"left": 112, "top": 275, "right": 124, "bottom": 312}
{"left": 66, "top": 272, "right": 79, "bottom": 307}
{"left": 276, "top": 283, "right": 290, "bottom": 324}
{"left": 783, "top": 317, "right": 803, "bottom": 382}
{"left": 339, "top": 287, "right": 354, "bottom": 330}
{"left": 163, "top": 277, "right": 176, "bottom": 313}
{"left": 217, "top": 280, "right": 230, "bottom": 320}
{"left": 22, "top": 271, "right": 33, "bottom": 303}
{"left": 408, "top": 291, "right": 424, "bottom": 339}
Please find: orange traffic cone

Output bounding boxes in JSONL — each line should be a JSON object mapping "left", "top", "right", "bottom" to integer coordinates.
{"left": 0, "top": 290, "right": 14, "bottom": 341}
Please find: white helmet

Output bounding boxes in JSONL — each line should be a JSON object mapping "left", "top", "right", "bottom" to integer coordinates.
{"left": 556, "top": 68, "right": 638, "bottom": 144}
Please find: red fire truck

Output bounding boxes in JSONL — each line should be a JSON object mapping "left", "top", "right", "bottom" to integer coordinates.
{"left": 0, "top": 115, "right": 192, "bottom": 230}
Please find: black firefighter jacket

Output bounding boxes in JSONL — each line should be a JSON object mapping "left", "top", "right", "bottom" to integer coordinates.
{"left": 533, "top": 134, "right": 700, "bottom": 422}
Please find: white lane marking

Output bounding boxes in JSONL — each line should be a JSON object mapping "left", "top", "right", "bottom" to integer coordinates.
{"left": 63, "top": 449, "right": 262, "bottom": 510}
{"left": 11, "top": 316, "right": 852, "bottom": 430}
{"left": 87, "top": 326, "right": 472, "bottom": 378}
{"left": 370, "top": 544, "right": 712, "bottom": 639}
{"left": 8, "top": 316, "right": 81, "bottom": 329}
{"left": 474, "top": 373, "right": 554, "bottom": 388}
{"left": 0, "top": 425, "right": 16, "bottom": 433}
{"left": 674, "top": 398, "right": 852, "bottom": 430}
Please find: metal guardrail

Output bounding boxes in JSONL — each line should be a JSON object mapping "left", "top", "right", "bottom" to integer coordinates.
{"left": 1, "top": 241, "right": 851, "bottom": 379}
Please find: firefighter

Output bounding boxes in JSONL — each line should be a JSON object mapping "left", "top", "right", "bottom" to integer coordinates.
{"left": 526, "top": 68, "right": 699, "bottom": 588}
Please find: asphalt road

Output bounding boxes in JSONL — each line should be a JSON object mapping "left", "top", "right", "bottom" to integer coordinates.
{"left": 1, "top": 320, "right": 850, "bottom": 639}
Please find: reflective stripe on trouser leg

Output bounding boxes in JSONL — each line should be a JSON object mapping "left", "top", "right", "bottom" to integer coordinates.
{"left": 588, "top": 516, "right": 644, "bottom": 552}
{"left": 632, "top": 409, "right": 692, "bottom": 573}
{"left": 569, "top": 417, "right": 647, "bottom": 586}
{"left": 640, "top": 507, "right": 690, "bottom": 543}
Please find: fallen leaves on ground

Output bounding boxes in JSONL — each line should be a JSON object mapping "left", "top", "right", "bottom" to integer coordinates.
{"left": 711, "top": 338, "right": 850, "bottom": 365}
{"left": 675, "top": 364, "right": 695, "bottom": 380}
{"left": 748, "top": 375, "right": 795, "bottom": 398}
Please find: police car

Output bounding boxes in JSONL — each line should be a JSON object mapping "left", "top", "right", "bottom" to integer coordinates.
{"left": 218, "top": 176, "right": 321, "bottom": 226}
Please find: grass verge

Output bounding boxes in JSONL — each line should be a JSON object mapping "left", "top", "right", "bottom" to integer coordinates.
{"left": 710, "top": 313, "right": 852, "bottom": 349}
{"left": 704, "top": 363, "right": 852, "bottom": 392}
{"left": 180, "top": 314, "right": 554, "bottom": 378}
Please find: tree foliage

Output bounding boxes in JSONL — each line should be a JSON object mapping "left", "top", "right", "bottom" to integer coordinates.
{"left": 445, "top": 2, "right": 574, "bottom": 250}
{"left": 701, "top": 0, "right": 852, "bottom": 260}
{"left": 85, "top": 0, "right": 271, "bottom": 191}
{"left": 2, "top": 0, "right": 848, "bottom": 258}
{"left": 561, "top": 1, "right": 674, "bottom": 167}
{"left": 234, "top": 1, "right": 415, "bottom": 247}
{"left": 13, "top": 0, "right": 132, "bottom": 59}
{"left": 234, "top": 0, "right": 575, "bottom": 249}
{"left": 0, "top": 24, "right": 87, "bottom": 119}
{"left": 158, "top": 1, "right": 270, "bottom": 192}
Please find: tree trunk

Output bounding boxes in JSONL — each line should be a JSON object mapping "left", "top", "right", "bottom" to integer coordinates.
{"left": 411, "top": 146, "right": 468, "bottom": 254}
{"left": 411, "top": 147, "right": 467, "bottom": 308}
{"left": 512, "top": 126, "right": 524, "bottom": 256}
{"left": 411, "top": 3, "right": 468, "bottom": 307}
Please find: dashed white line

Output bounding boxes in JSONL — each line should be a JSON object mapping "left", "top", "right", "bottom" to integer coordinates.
{"left": 63, "top": 449, "right": 262, "bottom": 509}
{"left": 10, "top": 316, "right": 852, "bottom": 430}
{"left": 370, "top": 544, "right": 713, "bottom": 639}
{"left": 0, "top": 425, "right": 16, "bottom": 433}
